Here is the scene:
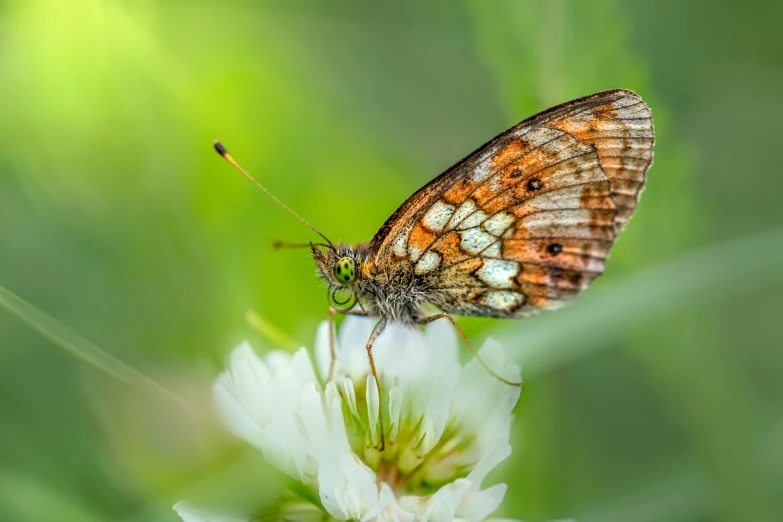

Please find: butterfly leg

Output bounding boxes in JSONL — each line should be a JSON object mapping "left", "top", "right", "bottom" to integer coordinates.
{"left": 326, "top": 307, "right": 369, "bottom": 382}
{"left": 365, "top": 317, "right": 387, "bottom": 451}
{"left": 418, "top": 313, "right": 522, "bottom": 387}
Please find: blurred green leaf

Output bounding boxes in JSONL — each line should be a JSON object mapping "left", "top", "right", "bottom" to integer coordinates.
{"left": 494, "top": 228, "right": 783, "bottom": 374}
{"left": 0, "top": 469, "right": 105, "bottom": 522}
{"left": 0, "top": 284, "right": 192, "bottom": 415}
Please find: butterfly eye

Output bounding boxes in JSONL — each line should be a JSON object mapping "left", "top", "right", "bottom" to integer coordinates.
{"left": 333, "top": 257, "right": 356, "bottom": 285}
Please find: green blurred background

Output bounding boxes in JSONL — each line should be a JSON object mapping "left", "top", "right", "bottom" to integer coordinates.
{"left": 1, "top": 1, "right": 782, "bottom": 521}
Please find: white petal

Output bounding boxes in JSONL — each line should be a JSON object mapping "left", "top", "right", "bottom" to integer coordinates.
{"left": 291, "top": 344, "right": 319, "bottom": 386}
{"left": 366, "top": 373, "right": 381, "bottom": 447}
{"left": 372, "top": 321, "right": 417, "bottom": 379}
{"left": 227, "top": 343, "right": 276, "bottom": 424}
{"left": 213, "top": 344, "right": 327, "bottom": 484}
{"left": 388, "top": 386, "right": 403, "bottom": 442}
{"left": 343, "top": 377, "right": 360, "bottom": 421}
{"left": 173, "top": 501, "right": 246, "bottom": 522}
{"left": 457, "top": 483, "right": 507, "bottom": 522}
{"left": 324, "top": 381, "right": 341, "bottom": 421}
{"left": 417, "top": 479, "right": 472, "bottom": 522}
{"left": 466, "top": 439, "right": 512, "bottom": 490}
{"left": 418, "top": 364, "right": 459, "bottom": 454}
{"left": 333, "top": 315, "right": 462, "bottom": 389}
{"left": 422, "top": 316, "right": 459, "bottom": 368}
{"left": 230, "top": 341, "right": 273, "bottom": 383}
{"left": 300, "top": 381, "right": 328, "bottom": 463}
{"left": 263, "top": 349, "right": 288, "bottom": 370}
{"left": 456, "top": 440, "right": 512, "bottom": 520}
{"left": 260, "top": 419, "right": 301, "bottom": 479}
{"left": 318, "top": 399, "right": 379, "bottom": 521}
{"left": 361, "top": 483, "right": 415, "bottom": 522}
{"left": 337, "top": 316, "right": 378, "bottom": 379}
{"left": 314, "top": 320, "right": 334, "bottom": 380}
{"left": 450, "top": 340, "right": 521, "bottom": 456}
{"left": 212, "top": 372, "right": 264, "bottom": 449}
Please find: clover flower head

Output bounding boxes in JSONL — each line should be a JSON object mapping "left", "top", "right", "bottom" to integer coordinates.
{"left": 175, "top": 316, "right": 522, "bottom": 522}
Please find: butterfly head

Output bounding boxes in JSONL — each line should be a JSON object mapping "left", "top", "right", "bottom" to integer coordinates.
{"left": 312, "top": 242, "right": 360, "bottom": 287}
{"left": 311, "top": 243, "right": 362, "bottom": 310}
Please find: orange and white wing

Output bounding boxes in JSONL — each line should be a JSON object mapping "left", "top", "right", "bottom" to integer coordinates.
{"left": 368, "top": 89, "right": 654, "bottom": 317}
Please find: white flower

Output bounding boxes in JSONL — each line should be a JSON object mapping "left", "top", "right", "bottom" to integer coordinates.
{"left": 176, "top": 316, "right": 522, "bottom": 522}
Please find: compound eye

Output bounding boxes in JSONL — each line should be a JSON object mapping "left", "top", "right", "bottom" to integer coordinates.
{"left": 333, "top": 257, "right": 356, "bottom": 285}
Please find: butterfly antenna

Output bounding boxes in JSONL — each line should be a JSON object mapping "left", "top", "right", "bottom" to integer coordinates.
{"left": 213, "top": 141, "right": 333, "bottom": 247}
{"left": 271, "top": 240, "right": 330, "bottom": 250}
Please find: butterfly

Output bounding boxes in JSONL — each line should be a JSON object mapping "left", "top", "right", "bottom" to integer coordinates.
{"left": 215, "top": 88, "right": 654, "bottom": 443}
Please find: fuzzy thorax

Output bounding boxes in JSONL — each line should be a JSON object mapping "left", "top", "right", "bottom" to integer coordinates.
{"left": 311, "top": 243, "right": 427, "bottom": 325}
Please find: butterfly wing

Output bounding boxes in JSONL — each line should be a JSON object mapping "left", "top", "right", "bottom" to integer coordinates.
{"left": 367, "top": 89, "right": 654, "bottom": 317}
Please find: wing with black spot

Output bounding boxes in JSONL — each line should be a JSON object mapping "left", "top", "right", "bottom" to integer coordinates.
{"left": 368, "top": 89, "right": 654, "bottom": 317}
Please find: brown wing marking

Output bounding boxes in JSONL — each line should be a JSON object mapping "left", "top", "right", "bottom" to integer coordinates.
{"left": 421, "top": 140, "right": 617, "bottom": 316}
{"left": 367, "top": 89, "right": 654, "bottom": 318}
{"left": 544, "top": 93, "right": 654, "bottom": 232}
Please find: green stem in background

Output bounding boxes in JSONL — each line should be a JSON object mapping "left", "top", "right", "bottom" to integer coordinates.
{"left": 494, "top": 227, "right": 783, "bottom": 374}
{"left": 579, "top": 417, "right": 783, "bottom": 522}
{"left": 245, "top": 309, "right": 301, "bottom": 353}
{"left": 0, "top": 284, "right": 193, "bottom": 417}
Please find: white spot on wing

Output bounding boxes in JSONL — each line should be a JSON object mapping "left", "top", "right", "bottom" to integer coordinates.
{"left": 610, "top": 104, "right": 649, "bottom": 119}
{"left": 596, "top": 139, "right": 651, "bottom": 150}
{"left": 470, "top": 150, "right": 495, "bottom": 181}
{"left": 483, "top": 212, "right": 515, "bottom": 236}
{"left": 477, "top": 259, "right": 519, "bottom": 289}
{"left": 415, "top": 251, "right": 441, "bottom": 275}
{"left": 459, "top": 228, "right": 496, "bottom": 254}
{"left": 409, "top": 244, "right": 423, "bottom": 263}
{"left": 456, "top": 209, "right": 487, "bottom": 230}
{"left": 511, "top": 125, "right": 562, "bottom": 144}
{"left": 544, "top": 161, "right": 605, "bottom": 186}
{"left": 392, "top": 233, "right": 408, "bottom": 258}
{"left": 527, "top": 185, "right": 586, "bottom": 210}
{"left": 521, "top": 209, "right": 595, "bottom": 227}
{"left": 534, "top": 134, "right": 592, "bottom": 164}
{"left": 423, "top": 200, "right": 455, "bottom": 231}
{"left": 482, "top": 290, "right": 525, "bottom": 312}
{"left": 483, "top": 241, "right": 501, "bottom": 257}
{"left": 447, "top": 200, "right": 478, "bottom": 230}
